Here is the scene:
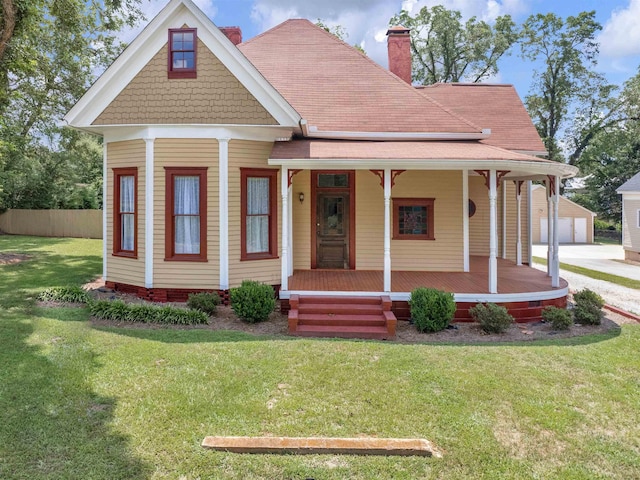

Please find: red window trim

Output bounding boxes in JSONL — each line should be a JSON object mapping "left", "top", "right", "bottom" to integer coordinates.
{"left": 241, "top": 168, "right": 278, "bottom": 261}
{"left": 164, "top": 167, "right": 208, "bottom": 262}
{"left": 168, "top": 28, "right": 197, "bottom": 79}
{"left": 113, "top": 167, "right": 138, "bottom": 258}
{"left": 393, "top": 197, "right": 435, "bottom": 240}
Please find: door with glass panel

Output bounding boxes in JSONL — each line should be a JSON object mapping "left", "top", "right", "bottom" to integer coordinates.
{"left": 312, "top": 171, "right": 353, "bottom": 269}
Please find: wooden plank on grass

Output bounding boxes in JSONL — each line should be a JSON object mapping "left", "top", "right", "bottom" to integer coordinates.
{"left": 201, "top": 436, "right": 442, "bottom": 457}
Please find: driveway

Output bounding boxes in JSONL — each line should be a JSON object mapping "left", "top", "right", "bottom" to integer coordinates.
{"left": 532, "top": 244, "right": 640, "bottom": 281}
{"left": 531, "top": 244, "right": 640, "bottom": 315}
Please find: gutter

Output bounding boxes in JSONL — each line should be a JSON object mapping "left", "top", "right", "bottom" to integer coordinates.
{"left": 299, "top": 119, "right": 491, "bottom": 141}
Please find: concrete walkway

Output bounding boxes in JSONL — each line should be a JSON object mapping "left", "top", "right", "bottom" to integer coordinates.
{"left": 532, "top": 244, "right": 640, "bottom": 282}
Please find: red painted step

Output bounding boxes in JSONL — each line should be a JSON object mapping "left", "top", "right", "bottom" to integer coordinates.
{"left": 288, "top": 294, "right": 396, "bottom": 340}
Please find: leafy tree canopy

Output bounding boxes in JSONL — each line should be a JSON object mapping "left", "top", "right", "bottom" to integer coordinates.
{"left": 389, "top": 5, "right": 519, "bottom": 84}
{"left": 0, "top": 0, "right": 144, "bottom": 211}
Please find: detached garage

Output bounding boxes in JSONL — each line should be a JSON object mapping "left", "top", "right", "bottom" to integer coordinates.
{"left": 531, "top": 185, "right": 596, "bottom": 244}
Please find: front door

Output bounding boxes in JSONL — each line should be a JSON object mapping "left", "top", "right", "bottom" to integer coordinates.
{"left": 316, "top": 193, "right": 349, "bottom": 268}
{"left": 311, "top": 171, "right": 355, "bottom": 269}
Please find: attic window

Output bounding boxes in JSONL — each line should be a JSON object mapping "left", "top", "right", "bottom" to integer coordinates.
{"left": 168, "top": 28, "right": 197, "bottom": 78}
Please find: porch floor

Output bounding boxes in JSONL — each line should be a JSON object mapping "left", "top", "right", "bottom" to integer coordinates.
{"left": 288, "top": 256, "right": 567, "bottom": 294}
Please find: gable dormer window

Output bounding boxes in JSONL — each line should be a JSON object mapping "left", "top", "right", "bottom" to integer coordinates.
{"left": 168, "top": 28, "right": 197, "bottom": 79}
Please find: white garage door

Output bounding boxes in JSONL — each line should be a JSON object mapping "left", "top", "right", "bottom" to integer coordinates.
{"left": 540, "top": 218, "right": 573, "bottom": 243}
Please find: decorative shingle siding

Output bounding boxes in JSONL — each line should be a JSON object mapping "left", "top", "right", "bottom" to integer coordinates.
{"left": 94, "top": 40, "right": 277, "bottom": 126}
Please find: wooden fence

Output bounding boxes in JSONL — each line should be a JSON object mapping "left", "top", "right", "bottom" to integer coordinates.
{"left": 0, "top": 209, "right": 102, "bottom": 239}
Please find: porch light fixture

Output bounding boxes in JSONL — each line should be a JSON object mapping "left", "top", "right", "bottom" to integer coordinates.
{"left": 298, "top": 192, "right": 305, "bottom": 204}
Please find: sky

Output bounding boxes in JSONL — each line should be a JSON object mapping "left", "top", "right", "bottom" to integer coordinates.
{"left": 125, "top": 0, "right": 640, "bottom": 99}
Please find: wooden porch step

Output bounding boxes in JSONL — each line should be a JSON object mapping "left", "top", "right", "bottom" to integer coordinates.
{"left": 294, "top": 324, "right": 391, "bottom": 340}
{"left": 298, "top": 313, "right": 387, "bottom": 326}
{"left": 299, "top": 304, "right": 384, "bottom": 316}
{"left": 288, "top": 294, "right": 396, "bottom": 340}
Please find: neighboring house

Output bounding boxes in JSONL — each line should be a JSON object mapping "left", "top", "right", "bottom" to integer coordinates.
{"left": 64, "top": 0, "right": 577, "bottom": 338}
{"left": 617, "top": 172, "right": 640, "bottom": 262}
{"left": 530, "top": 185, "right": 596, "bottom": 244}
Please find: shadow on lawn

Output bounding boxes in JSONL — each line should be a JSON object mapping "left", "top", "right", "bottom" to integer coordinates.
{"left": 0, "top": 306, "right": 150, "bottom": 479}
{"left": 0, "top": 254, "right": 101, "bottom": 308}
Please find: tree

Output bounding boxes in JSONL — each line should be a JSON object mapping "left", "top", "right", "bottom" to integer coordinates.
{"left": 570, "top": 71, "right": 640, "bottom": 221}
{"left": 520, "top": 11, "right": 603, "bottom": 162}
{"left": 389, "top": 5, "right": 519, "bottom": 84}
{"left": 0, "top": 0, "right": 144, "bottom": 210}
{"left": 315, "top": 19, "right": 365, "bottom": 54}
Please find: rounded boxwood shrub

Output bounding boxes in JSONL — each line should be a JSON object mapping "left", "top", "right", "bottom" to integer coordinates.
{"left": 409, "top": 287, "right": 456, "bottom": 333}
{"left": 469, "top": 302, "right": 514, "bottom": 334}
{"left": 573, "top": 288, "right": 604, "bottom": 325}
{"left": 187, "top": 292, "right": 220, "bottom": 316}
{"left": 230, "top": 280, "right": 276, "bottom": 323}
{"left": 542, "top": 306, "right": 573, "bottom": 330}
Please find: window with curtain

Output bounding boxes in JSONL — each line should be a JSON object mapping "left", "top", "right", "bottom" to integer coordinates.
{"left": 241, "top": 169, "right": 277, "bottom": 260}
{"left": 113, "top": 168, "right": 137, "bottom": 257}
{"left": 165, "top": 167, "right": 207, "bottom": 261}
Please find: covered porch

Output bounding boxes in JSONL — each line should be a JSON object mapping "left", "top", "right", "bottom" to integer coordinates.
{"left": 287, "top": 256, "right": 567, "bottom": 297}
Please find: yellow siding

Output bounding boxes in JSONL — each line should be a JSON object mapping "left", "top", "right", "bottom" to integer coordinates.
{"left": 469, "top": 175, "right": 489, "bottom": 256}
{"left": 94, "top": 39, "right": 277, "bottom": 126}
{"left": 292, "top": 170, "right": 311, "bottom": 269}
{"left": 391, "top": 171, "right": 463, "bottom": 271}
{"left": 623, "top": 199, "right": 640, "bottom": 251}
{"left": 153, "top": 139, "right": 219, "bottom": 289}
{"left": 227, "top": 140, "right": 281, "bottom": 287}
{"left": 106, "top": 140, "right": 146, "bottom": 286}
{"left": 355, "top": 171, "right": 384, "bottom": 269}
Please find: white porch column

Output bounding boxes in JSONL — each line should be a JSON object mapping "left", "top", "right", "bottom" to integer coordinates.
{"left": 527, "top": 180, "right": 533, "bottom": 266}
{"left": 102, "top": 143, "right": 108, "bottom": 281}
{"left": 288, "top": 188, "right": 293, "bottom": 275}
{"left": 383, "top": 168, "right": 392, "bottom": 292}
{"left": 515, "top": 181, "right": 522, "bottom": 266}
{"left": 502, "top": 182, "right": 507, "bottom": 259}
{"left": 552, "top": 176, "right": 560, "bottom": 287}
{"left": 488, "top": 170, "right": 498, "bottom": 293}
{"left": 281, "top": 167, "right": 289, "bottom": 291}
{"left": 144, "top": 138, "right": 155, "bottom": 288}
{"left": 218, "top": 138, "right": 230, "bottom": 290}
{"left": 547, "top": 181, "right": 553, "bottom": 277}
{"left": 463, "top": 170, "right": 469, "bottom": 272}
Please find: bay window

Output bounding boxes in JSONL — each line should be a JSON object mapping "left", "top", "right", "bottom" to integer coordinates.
{"left": 113, "top": 168, "right": 137, "bottom": 257}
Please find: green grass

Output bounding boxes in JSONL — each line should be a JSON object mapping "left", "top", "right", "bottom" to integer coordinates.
{"left": 2, "top": 235, "right": 640, "bottom": 479}
{"left": 594, "top": 236, "right": 621, "bottom": 246}
{"left": 533, "top": 256, "right": 640, "bottom": 290}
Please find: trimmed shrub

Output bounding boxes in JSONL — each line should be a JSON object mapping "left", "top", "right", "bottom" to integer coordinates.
{"left": 469, "top": 302, "right": 514, "bottom": 334}
{"left": 87, "top": 300, "right": 208, "bottom": 325}
{"left": 573, "top": 288, "right": 604, "bottom": 325}
{"left": 409, "top": 287, "right": 456, "bottom": 333}
{"left": 187, "top": 292, "right": 220, "bottom": 316}
{"left": 230, "top": 280, "right": 276, "bottom": 323}
{"left": 37, "top": 286, "right": 90, "bottom": 303}
{"left": 542, "top": 306, "right": 573, "bottom": 330}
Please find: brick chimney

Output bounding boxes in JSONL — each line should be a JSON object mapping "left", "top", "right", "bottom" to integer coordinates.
{"left": 386, "top": 26, "right": 411, "bottom": 84}
{"left": 220, "top": 26, "right": 242, "bottom": 45}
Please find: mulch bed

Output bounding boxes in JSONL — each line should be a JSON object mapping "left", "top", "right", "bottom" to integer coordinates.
{"left": 40, "top": 277, "right": 630, "bottom": 344}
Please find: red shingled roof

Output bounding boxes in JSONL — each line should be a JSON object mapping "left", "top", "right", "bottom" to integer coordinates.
{"left": 238, "top": 19, "right": 481, "bottom": 135}
{"left": 418, "top": 83, "right": 546, "bottom": 153}
{"left": 270, "top": 139, "right": 554, "bottom": 163}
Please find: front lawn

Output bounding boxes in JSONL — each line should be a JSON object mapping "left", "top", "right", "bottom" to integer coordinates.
{"left": 1, "top": 236, "right": 639, "bottom": 479}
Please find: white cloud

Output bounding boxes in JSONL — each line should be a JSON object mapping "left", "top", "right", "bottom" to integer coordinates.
{"left": 396, "top": 0, "right": 528, "bottom": 21}
{"left": 599, "top": 0, "right": 640, "bottom": 58}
